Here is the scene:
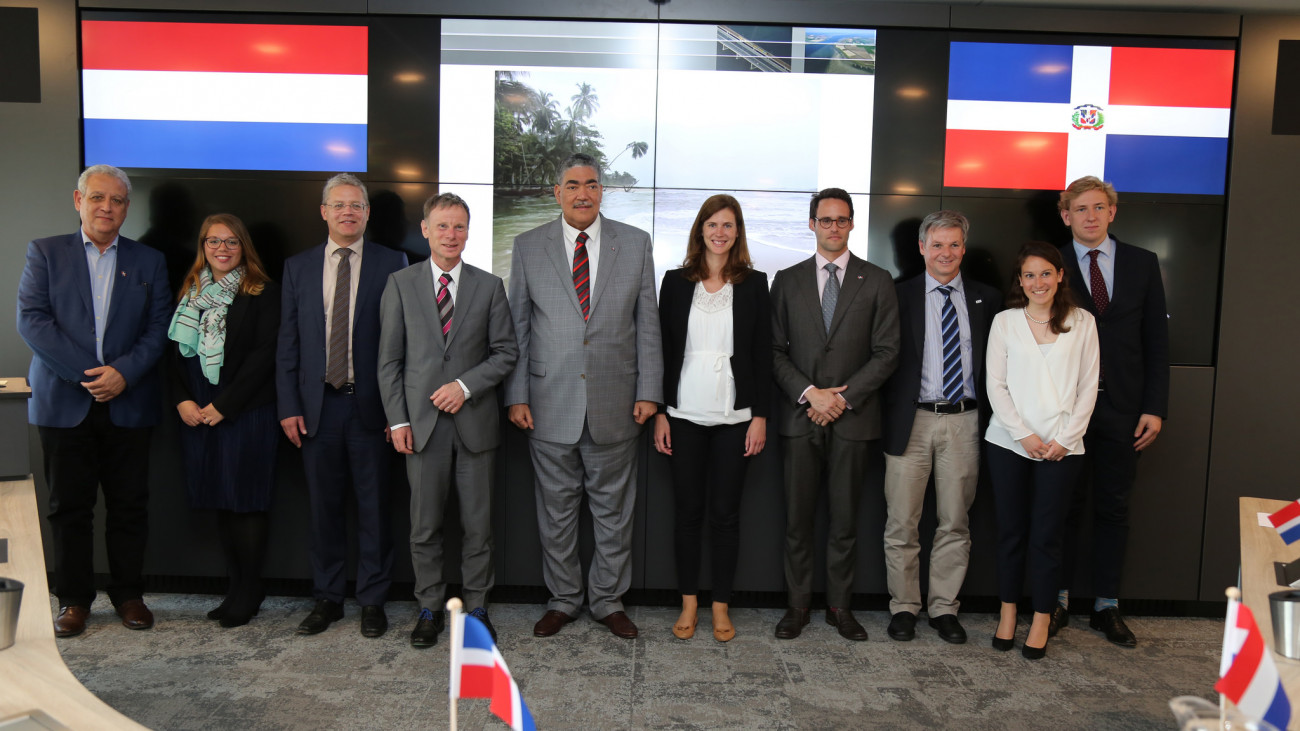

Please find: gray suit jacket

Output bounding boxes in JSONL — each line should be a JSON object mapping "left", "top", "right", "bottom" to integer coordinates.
{"left": 378, "top": 260, "right": 517, "bottom": 454}
{"left": 504, "top": 215, "right": 663, "bottom": 445}
{"left": 771, "top": 252, "right": 901, "bottom": 441}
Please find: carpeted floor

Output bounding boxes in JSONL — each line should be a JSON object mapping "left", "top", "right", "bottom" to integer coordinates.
{"left": 50, "top": 594, "right": 1221, "bottom": 730}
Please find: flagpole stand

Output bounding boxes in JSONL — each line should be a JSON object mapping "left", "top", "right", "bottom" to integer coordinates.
{"left": 1222, "top": 587, "right": 1240, "bottom": 731}
{"left": 447, "top": 597, "right": 463, "bottom": 731}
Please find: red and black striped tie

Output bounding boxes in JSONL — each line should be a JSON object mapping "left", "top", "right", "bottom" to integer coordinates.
{"left": 573, "top": 231, "right": 591, "bottom": 321}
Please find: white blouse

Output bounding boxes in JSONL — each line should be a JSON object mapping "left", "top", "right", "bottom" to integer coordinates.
{"left": 984, "top": 307, "right": 1100, "bottom": 460}
{"left": 667, "top": 282, "right": 751, "bottom": 427}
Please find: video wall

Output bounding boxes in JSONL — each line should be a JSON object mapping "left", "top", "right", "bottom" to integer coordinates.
{"left": 77, "top": 11, "right": 1235, "bottom": 365}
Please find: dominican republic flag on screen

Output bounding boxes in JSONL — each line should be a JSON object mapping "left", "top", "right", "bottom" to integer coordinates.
{"left": 81, "top": 21, "right": 367, "bottom": 172}
{"left": 450, "top": 612, "right": 536, "bottom": 731}
{"left": 1217, "top": 597, "right": 1292, "bottom": 729}
{"left": 945, "top": 42, "right": 1233, "bottom": 194}
{"left": 1269, "top": 500, "right": 1300, "bottom": 545}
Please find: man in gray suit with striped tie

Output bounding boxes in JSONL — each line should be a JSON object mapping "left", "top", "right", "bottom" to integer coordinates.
{"left": 506, "top": 153, "right": 663, "bottom": 639}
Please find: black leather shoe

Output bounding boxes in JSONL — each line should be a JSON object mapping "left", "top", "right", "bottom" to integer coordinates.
{"left": 992, "top": 635, "right": 1015, "bottom": 652}
{"left": 887, "top": 611, "right": 916, "bottom": 641}
{"left": 1048, "top": 605, "right": 1069, "bottom": 637}
{"left": 1022, "top": 641, "right": 1047, "bottom": 660}
{"left": 928, "top": 614, "right": 967, "bottom": 644}
{"left": 360, "top": 605, "right": 388, "bottom": 638}
{"left": 296, "top": 599, "right": 344, "bottom": 635}
{"left": 468, "top": 607, "right": 497, "bottom": 643}
{"left": 1089, "top": 607, "right": 1137, "bottom": 647}
{"left": 774, "top": 607, "right": 810, "bottom": 639}
{"left": 410, "top": 608, "right": 444, "bottom": 648}
{"left": 826, "top": 607, "right": 868, "bottom": 641}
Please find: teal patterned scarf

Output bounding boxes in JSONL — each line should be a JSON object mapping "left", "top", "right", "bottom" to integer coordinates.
{"left": 168, "top": 266, "right": 243, "bottom": 385}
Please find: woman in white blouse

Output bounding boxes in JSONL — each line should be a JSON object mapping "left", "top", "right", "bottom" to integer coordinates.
{"left": 985, "top": 241, "right": 1099, "bottom": 659}
{"left": 655, "top": 195, "right": 772, "bottom": 642}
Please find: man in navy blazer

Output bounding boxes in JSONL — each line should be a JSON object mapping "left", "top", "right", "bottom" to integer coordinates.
{"left": 17, "top": 165, "right": 171, "bottom": 638}
{"left": 880, "top": 211, "right": 1001, "bottom": 645}
{"left": 277, "top": 174, "right": 408, "bottom": 638}
{"left": 1052, "top": 176, "right": 1169, "bottom": 647}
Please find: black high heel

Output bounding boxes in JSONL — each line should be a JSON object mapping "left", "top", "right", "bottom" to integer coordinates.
{"left": 992, "top": 635, "right": 1015, "bottom": 651}
{"left": 1021, "top": 641, "right": 1046, "bottom": 660}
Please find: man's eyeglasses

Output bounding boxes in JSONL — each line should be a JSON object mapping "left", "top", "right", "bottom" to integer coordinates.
{"left": 203, "top": 237, "right": 241, "bottom": 250}
{"left": 815, "top": 217, "right": 853, "bottom": 229}
{"left": 326, "top": 202, "right": 368, "bottom": 212}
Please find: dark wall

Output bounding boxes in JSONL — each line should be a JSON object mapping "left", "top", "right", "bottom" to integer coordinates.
{"left": 4, "top": 0, "right": 1294, "bottom": 607}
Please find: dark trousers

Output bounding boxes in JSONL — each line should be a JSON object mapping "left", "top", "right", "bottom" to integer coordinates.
{"left": 39, "top": 401, "right": 151, "bottom": 608}
{"left": 986, "top": 443, "right": 1082, "bottom": 614}
{"left": 1064, "top": 393, "right": 1142, "bottom": 599}
{"left": 667, "top": 416, "right": 751, "bottom": 603}
{"left": 301, "top": 388, "right": 394, "bottom": 606}
{"left": 783, "top": 425, "right": 870, "bottom": 609}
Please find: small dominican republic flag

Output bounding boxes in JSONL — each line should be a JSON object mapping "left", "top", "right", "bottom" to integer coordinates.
{"left": 81, "top": 20, "right": 367, "bottom": 172}
{"left": 1269, "top": 500, "right": 1300, "bottom": 545}
{"left": 450, "top": 612, "right": 536, "bottom": 731}
{"left": 1217, "top": 596, "right": 1291, "bottom": 730}
{"left": 945, "top": 42, "right": 1234, "bottom": 194}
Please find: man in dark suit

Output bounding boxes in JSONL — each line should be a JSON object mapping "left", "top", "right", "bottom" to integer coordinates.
{"left": 880, "top": 210, "right": 1000, "bottom": 645}
{"left": 770, "top": 187, "right": 900, "bottom": 641}
{"left": 17, "top": 164, "right": 171, "bottom": 637}
{"left": 277, "top": 173, "right": 408, "bottom": 638}
{"left": 1052, "top": 175, "right": 1169, "bottom": 647}
{"left": 378, "top": 193, "right": 517, "bottom": 647}
{"left": 505, "top": 153, "right": 663, "bottom": 640}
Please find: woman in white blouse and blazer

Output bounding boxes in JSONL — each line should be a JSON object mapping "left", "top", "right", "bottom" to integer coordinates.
{"left": 655, "top": 194, "right": 772, "bottom": 643}
{"left": 985, "top": 241, "right": 1099, "bottom": 659}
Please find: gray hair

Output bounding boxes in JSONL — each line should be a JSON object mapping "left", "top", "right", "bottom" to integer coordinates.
{"left": 321, "top": 173, "right": 369, "bottom": 206}
{"left": 918, "top": 210, "right": 969, "bottom": 244}
{"left": 78, "top": 164, "right": 132, "bottom": 200}
{"left": 556, "top": 153, "right": 602, "bottom": 185}
{"left": 423, "top": 192, "right": 470, "bottom": 225}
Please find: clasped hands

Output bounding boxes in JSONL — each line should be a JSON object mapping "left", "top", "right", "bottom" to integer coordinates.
{"left": 1018, "top": 433, "right": 1068, "bottom": 461}
{"left": 805, "top": 385, "right": 848, "bottom": 427}
{"left": 178, "top": 400, "right": 225, "bottom": 427}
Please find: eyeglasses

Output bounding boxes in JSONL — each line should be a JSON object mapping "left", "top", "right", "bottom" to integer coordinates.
{"left": 204, "top": 237, "right": 241, "bottom": 250}
{"left": 815, "top": 217, "right": 853, "bottom": 229}
{"left": 326, "top": 202, "right": 368, "bottom": 212}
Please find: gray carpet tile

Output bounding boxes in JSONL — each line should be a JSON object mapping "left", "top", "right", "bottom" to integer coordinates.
{"left": 45, "top": 594, "right": 1222, "bottom": 730}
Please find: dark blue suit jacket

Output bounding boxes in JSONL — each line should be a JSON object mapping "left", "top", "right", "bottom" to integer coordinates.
{"left": 17, "top": 232, "right": 171, "bottom": 428}
{"left": 276, "top": 241, "right": 408, "bottom": 436}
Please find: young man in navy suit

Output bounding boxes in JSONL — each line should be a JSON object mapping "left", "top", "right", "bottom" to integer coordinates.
{"left": 18, "top": 165, "right": 172, "bottom": 638}
{"left": 1052, "top": 176, "right": 1169, "bottom": 647}
{"left": 278, "top": 174, "right": 408, "bottom": 638}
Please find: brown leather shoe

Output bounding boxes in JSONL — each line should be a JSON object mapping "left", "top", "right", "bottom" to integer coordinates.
{"left": 116, "top": 599, "right": 155, "bottom": 630}
{"left": 774, "top": 607, "right": 810, "bottom": 639}
{"left": 533, "top": 609, "right": 576, "bottom": 637}
{"left": 597, "top": 610, "right": 638, "bottom": 639}
{"left": 826, "top": 607, "right": 868, "bottom": 641}
{"left": 54, "top": 605, "right": 90, "bottom": 638}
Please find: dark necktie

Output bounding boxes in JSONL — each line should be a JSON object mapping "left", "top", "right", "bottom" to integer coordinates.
{"left": 1088, "top": 249, "right": 1110, "bottom": 315}
{"left": 821, "top": 262, "right": 839, "bottom": 333}
{"left": 325, "top": 248, "right": 352, "bottom": 388}
{"left": 573, "top": 231, "right": 591, "bottom": 321}
{"left": 936, "top": 285, "right": 964, "bottom": 404}
{"left": 437, "top": 271, "right": 453, "bottom": 337}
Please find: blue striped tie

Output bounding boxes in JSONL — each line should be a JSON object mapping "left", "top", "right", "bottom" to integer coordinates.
{"left": 936, "top": 285, "right": 964, "bottom": 404}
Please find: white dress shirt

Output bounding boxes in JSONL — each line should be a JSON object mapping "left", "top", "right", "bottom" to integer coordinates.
{"left": 82, "top": 229, "right": 120, "bottom": 365}
{"left": 560, "top": 215, "right": 601, "bottom": 297}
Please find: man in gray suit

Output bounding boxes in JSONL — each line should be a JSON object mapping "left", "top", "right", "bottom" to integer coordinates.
{"left": 771, "top": 187, "right": 900, "bottom": 641}
{"left": 378, "top": 193, "right": 517, "bottom": 648}
{"left": 506, "top": 153, "right": 663, "bottom": 639}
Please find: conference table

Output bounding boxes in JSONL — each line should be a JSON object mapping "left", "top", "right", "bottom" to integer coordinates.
{"left": 0, "top": 476, "right": 146, "bottom": 729}
{"left": 1238, "top": 496, "right": 1300, "bottom": 728}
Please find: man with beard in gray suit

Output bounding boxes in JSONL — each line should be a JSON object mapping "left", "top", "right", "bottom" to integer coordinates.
{"left": 506, "top": 153, "right": 663, "bottom": 639}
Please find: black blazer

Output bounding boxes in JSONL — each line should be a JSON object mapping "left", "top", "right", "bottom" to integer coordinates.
{"left": 658, "top": 268, "right": 772, "bottom": 418}
{"left": 1060, "top": 237, "right": 1170, "bottom": 418}
{"left": 881, "top": 273, "right": 1001, "bottom": 457}
{"left": 169, "top": 282, "right": 281, "bottom": 422}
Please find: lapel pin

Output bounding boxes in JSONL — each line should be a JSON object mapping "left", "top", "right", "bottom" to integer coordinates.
{"left": 976, "top": 299, "right": 983, "bottom": 304}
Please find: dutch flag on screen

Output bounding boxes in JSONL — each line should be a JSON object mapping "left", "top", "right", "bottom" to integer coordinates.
{"left": 1269, "top": 500, "right": 1300, "bottom": 545}
{"left": 81, "top": 20, "right": 367, "bottom": 172}
{"left": 944, "top": 42, "right": 1234, "bottom": 194}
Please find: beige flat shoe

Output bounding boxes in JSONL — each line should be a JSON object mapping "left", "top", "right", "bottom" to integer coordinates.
{"left": 713, "top": 625, "right": 735, "bottom": 642}
{"left": 673, "top": 616, "right": 697, "bottom": 640}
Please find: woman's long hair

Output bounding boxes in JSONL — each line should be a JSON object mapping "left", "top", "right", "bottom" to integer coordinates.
{"left": 1004, "top": 241, "right": 1076, "bottom": 334}
{"left": 680, "top": 194, "right": 753, "bottom": 284}
{"left": 177, "top": 213, "right": 271, "bottom": 301}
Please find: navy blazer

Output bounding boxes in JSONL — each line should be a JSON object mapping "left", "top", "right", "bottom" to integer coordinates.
{"left": 1060, "top": 237, "right": 1170, "bottom": 418}
{"left": 658, "top": 268, "right": 772, "bottom": 418}
{"left": 18, "top": 232, "right": 171, "bottom": 428}
{"left": 276, "top": 241, "right": 408, "bottom": 436}
{"left": 881, "top": 273, "right": 1002, "bottom": 456}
